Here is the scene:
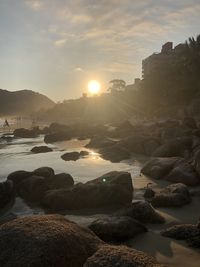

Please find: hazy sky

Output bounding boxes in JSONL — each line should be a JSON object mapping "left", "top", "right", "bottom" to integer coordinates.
{"left": 0, "top": 0, "right": 200, "bottom": 101}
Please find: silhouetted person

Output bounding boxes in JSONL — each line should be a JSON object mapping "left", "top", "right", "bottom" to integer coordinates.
{"left": 3, "top": 119, "right": 10, "bottom": 128}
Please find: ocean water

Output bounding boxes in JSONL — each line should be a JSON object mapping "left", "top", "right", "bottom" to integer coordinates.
{"left": 0, "top": 133, "right": 150, "bottom": 218}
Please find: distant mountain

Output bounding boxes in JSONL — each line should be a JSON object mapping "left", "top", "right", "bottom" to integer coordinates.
{"left": 0, "top": 89, "right": 55, "bottom": 115}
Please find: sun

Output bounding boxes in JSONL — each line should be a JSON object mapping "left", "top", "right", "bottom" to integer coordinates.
{"left": 88, "top": 80, "right": 101, "bottom": 95}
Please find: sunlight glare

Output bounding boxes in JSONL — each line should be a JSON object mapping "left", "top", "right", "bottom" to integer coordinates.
{"left": 88, "top": 80, "right": 101, "bottom": 95}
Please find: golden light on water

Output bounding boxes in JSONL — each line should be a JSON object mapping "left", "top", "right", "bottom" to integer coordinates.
{"left": 87, "top": 80, "right": 101, "bottom": 95}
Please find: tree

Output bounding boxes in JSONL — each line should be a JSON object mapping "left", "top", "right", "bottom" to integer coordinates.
{"left": 108, "top": 79, "right": 126, "bottom": 93}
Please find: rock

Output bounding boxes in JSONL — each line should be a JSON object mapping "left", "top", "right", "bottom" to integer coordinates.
{"left": 61, "top": 152, "right": 80, "bottom": 161}
{"left": 0, "top": 180, "right": 15, "bottom": 210}
{"left": 44, "top": 131, "right": 72, "bottom": 143}
{"left": 7, "top": 170, "right": 32, "bottom": 188}
{"left": 13, "top": 128, "right": 38, "bottom": 138}
{"left": 192, "top": 146, "right": 200, "bottom": 176}
{"left": 151, "top": 183, "right": 191, "bottom": 208}
{"left": 89, "top": 216, "right": 147, "bottom": 241}
{"left": 47, "top": 173, "right": 74, "bottom": 190}
{"left": 18, "top": 175, "right": 49, "bottom": 202}
{"left": 161, "top": 126, "right": 191, "bottom": 141}
{"left": 80, "top": 151, "right": 89, "bottom": 157}
{"left": 31, "top": 146, "right": 53, "bottom": 153}
{"left": 166, "top": 161, "right": 200, "bottom": 186}
{"left": 99, "top": 144, "right": 131, "bottom": 162}
{"left": 33, "top": 166, "right": 54, "bottom": 178}
{"left": 144, "top": 187, "right": 155, "bottom": 199}
{"left": 83, "top": 245, "right": 166, "bottom": 267}
{"left": 152, "top": 137, "right": 192, "bottom": 157}
{"left": 141, "top": 157, "right": 181, "bottom": 180}
{"left": 161, "top": 224, "right": 200, "bottom": 240}
{"left": 86, "top": 136, "right": 116, "bottom": 149}
{"left": 0, "top": 215, "right": 103, "bottom": 267}
{"left": 116, "top": 201, "right": 165, "bottom": 224}
{"left": 42, "top": 171, "right": 133, "bottom": 211}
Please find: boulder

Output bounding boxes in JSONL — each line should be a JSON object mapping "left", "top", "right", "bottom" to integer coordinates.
{"left": 13, "top": 128, "right": 39, "bottom": 138}
{"left": 151, "top": 183, "right": 191, "bottom": 208}
{"left": 47, "top": 173, "right": 74, "bottom": 190}
{"left": 116, "top": 201, "right": 165, "bottom": 224}
{"left": 161, "top": 126, "right": 191, "bottom": 141}
{"left": 85, "top": 136, "right": 116, "bottom": 149}
{"left": 161, "top": 223, "right": 200, "bottom": 248}
{"left": 42, "top": 171, "right": 133, "bottom": 211}
{"left": 141, "top": 157, "right": 181, "bottom": 180}
{"left": 31, "top": 146, "right": 53, "bottom": 153}
{"left": 182, "top": 117, "right": 197, "bottom": 129}
{"left": 99, "top": 144, "right": 131, "bottom": 162}
{"left": 44, "top": 131, "right": 72, "bottom": 143}
{"left": 166, "top": 162, "right": 200, "bottom": 186}
{"left": 61, "top": 152, "right": 80, "bottom": 161}
{"left": 7, "top": 170, "right": 32, "bottom": 188}
{"left": 192, "top": 146, "right": 200, "bottom": 176}
{"left": 0, "top": 180, "right": 15, "bottom": 210}
{"left": 152, "top": 137, "right": 192, "bottom": 157}
{"left": 89, "top": 216, "right": 147, "bottom": 241}
{"left": 33, "top": 166, "right": 54, "bottom": 178}
{"left": 18, "top": 175, "right": 49, "bottom": 202}
{"left": 83, "top": 245, "right": 166, "bottom": 267}
{"left": 0, "top": 215, "right": 103, "bottom": 267}
{"left": 61, "top": 151, "right": 89, "bottom": 161}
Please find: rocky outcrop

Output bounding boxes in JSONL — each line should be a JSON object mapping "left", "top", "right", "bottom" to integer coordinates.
{"left": 150, "top": 183, "right": 191, "bottom": 208}
{"left": 33, "top": 166, "right": 54, "bottom": 178}
{"left": 161, "top": 222, "right": 200, "bottom": 248}
{"left": 83, "top": 245, "right": 166, "bottom": 267}
{"left": 0, "top": 215, "right": 103, "bottom": 267}
{"left": 31, "top": 146, "right": 53, "bottom": 153}
{"left": 116, "top": 200, "right": 165, "bottom": 224}
{"left": 89, "top": 216, "right": 147, "bottom": 241}
{"left": 85, "top": 136, "right": 116, "bottom": 149}
{"left": 7, "top": 170, "right": 33, "bottom": 189}
{"left": 42, "top": 171, "right": 133, "bottom": 211}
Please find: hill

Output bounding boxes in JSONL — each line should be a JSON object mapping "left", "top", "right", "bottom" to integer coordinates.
{"left": 0, "top": 89, "right": 55, "bottom": 115}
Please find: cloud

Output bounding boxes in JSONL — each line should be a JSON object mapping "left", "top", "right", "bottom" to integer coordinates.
{"left": 54, "top": 39, "right": 66, "bottom": 47}
{"left": 74, "top": 67, "right": 84, "bottom": 72}
{"left": 25, "top": 0, "right": 43, "bottom": 10}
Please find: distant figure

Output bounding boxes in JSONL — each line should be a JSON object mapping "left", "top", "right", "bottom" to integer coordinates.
{"left": 3, "top": 119, "right": 10, "bottom": 128}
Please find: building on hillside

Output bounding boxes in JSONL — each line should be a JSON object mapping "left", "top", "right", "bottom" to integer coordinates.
{"left": 142, "top": 42, "right": 184, "bottom": 79}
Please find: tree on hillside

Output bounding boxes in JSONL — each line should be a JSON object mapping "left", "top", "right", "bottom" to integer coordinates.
{"left": 108, "top": 79, "right": 126, "bottom": 93}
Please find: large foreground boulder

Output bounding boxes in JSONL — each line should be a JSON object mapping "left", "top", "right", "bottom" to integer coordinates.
{"left": 83, "top": 245, "right": 166, "bottom": 267}
{"left": 151, "top": 183, "right": 191, "bottom": 208}
{"left": 43, "top": 171, "right": 133, "bottom": 211}
{"left": 0, "top": 215, "right": 103, "bottom": 267}
{"left": 161, "top": 223, "right": 200, "bottom": 248}
{"left": 116, "top": 201, "right": 165, "bottom": 224}
{"left": 89, "top": 216, "right": 147, "bottom": 241}
{"left": 7, "top": 170, "right": 33, "bottom": 188}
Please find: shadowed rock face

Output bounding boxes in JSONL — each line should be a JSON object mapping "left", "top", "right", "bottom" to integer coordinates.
{"left": 0, "top": 180, "right": 15, "bottom": 211}
{"left": 0, "top": 215, "right": 103, "bottom": 267}
{"left": 83, "top": 245, "right": 167, "bottom": 267}
{"left": 89, "top": 216, "right": 147, "bottom": 241}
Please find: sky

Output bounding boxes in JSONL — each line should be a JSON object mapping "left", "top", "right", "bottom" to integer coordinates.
{"left": 0, "top": 0, "right": 200, "bottom": 101}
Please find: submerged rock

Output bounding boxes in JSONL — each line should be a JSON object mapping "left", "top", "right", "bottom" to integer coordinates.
{"left": 61, "top": 151, "right": 89, "bottom": 161}
{"left": 89, "top": 216, "right": 147, "bottom": 241}
{"left": 83, "top": 245, "right": 166, "bottom": 267}
{"left": 43, "top": 171, "right": 133, "bottom": 211}
{"left": 0, "top": 215, "right": 103, "bottom": 267}
{"left": 116, "top": 200, "right": 165, "bottom": 224}
{"left": 31, "top": 146, "right": 53, "bottom": 153}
